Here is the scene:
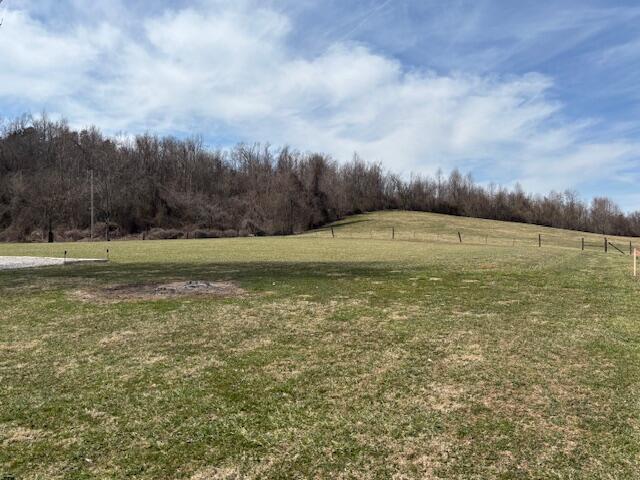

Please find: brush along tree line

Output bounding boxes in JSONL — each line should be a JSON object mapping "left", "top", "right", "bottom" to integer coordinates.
{"left": 0, "top": 114, "right": 637, "bottom": 242}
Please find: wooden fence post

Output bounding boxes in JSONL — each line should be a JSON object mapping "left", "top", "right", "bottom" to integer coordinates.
{"left": 331, "top": 227, "right": 335, "bottom": 238}
{"left": 458, "top": 232, "right": 462, "bottom": 243}
{"left": 630, "top": 241, "right": 633, "bottom": 255}
{"left": 581, "top": 238, "right": 584, "bottom": 251}
{"left": 538, "top": 234, "right": 541, "bottom": 247}
{"left": 604, "top": 237, "right": 608, "bottom": 253}
{"left": 392, "top": 227, "right": 395, "bottom": 240}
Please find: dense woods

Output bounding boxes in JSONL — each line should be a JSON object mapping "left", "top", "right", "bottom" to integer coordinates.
{"left": 1, "top": 115, "right": 638, "bottom": 242}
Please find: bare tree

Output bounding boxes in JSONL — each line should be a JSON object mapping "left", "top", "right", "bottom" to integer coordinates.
{"left": 1, "top": 113, "right": 638, "bottom": 242}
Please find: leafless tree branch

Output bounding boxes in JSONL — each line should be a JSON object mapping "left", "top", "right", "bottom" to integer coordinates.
{"left": 0, "top": 114, "right": 637, "bottom": 241}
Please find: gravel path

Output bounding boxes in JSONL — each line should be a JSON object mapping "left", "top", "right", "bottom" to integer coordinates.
{"left": 0, "top": 256, "right": 108, "bottom": 270}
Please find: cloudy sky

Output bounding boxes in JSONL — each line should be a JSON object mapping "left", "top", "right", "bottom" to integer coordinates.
{"left": 2, "top": 0, "right": 640, "bottom": 208}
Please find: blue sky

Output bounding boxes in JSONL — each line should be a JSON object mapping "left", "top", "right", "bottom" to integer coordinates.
{"left": 2, "top": 0, "right": 640, "bottom": 209}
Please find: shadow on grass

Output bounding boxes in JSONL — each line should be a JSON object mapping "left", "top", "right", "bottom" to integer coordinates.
{"left": 0, "top": 261, "right": 408, "bottom": 293}
{"left": 313, "top": 217, "right": 372, "bottom": 231}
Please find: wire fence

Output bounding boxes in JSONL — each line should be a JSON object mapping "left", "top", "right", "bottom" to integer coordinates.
{"left": 308, "top": 226, "right": 637, "bottom": 254}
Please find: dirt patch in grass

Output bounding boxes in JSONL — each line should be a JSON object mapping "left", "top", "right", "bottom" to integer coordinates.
{"left": 70, "top": 280, "right": 245, "bottom": 302}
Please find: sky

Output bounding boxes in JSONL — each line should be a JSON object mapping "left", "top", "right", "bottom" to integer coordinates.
{"left": 1, "top": 0, "right": 640, "bottom": 209}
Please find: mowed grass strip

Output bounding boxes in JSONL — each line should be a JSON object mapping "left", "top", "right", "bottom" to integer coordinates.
{"left": 1, "top": 211, "right": 640, "bottom": 479}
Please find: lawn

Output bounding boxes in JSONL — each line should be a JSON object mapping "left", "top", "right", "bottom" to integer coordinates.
{"left": 1, "top": 211, "right": 640, "bottom": 479}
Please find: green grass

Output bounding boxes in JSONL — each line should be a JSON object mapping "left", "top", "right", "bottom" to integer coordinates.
{"left": 1, "top": 211, "right": 640, "bottom": 479}
{"left": 311, "top": 210, "right": 636, "bottom": 251}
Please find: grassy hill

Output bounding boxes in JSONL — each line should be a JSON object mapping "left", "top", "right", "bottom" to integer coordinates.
{"left": 312, "top": 210, "right": 637, "bottom": 251}
{"left": 1, "top": 211, "right": 640, "bottom": 478}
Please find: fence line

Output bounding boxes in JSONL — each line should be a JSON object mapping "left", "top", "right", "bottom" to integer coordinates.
{"left": 312, "top": 227, "right": 636, "bottom": 254}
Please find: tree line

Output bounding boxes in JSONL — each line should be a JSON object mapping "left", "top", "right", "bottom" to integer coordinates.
{"left": 0, "top": 114, "right": 638, "bottom": 242}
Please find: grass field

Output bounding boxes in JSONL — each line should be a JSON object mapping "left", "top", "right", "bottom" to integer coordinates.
{"left": 2, "top": 211, "right": 640, "bottom": 479}
{"left": 311, "top": 210, "right": 637, "bottom": 252}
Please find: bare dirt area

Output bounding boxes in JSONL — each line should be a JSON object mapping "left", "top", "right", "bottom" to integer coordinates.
{"left": 71, "top": 280, "right": 244, "bottom": 302}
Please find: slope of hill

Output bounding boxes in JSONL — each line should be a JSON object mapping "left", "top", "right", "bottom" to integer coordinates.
{"left": 312, "top": 210, "right": 638, "bottom": 251}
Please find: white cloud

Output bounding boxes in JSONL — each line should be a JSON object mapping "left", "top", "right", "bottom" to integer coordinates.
{"left": 0, "top": 9, "right": 117, "bottom": 101}
{"left": 1, "top": 1, "right": 639, "bottom": 202}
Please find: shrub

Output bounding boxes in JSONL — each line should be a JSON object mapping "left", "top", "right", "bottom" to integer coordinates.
{"left": 63, "top": 229, "right": 85, "bottom": 242}
{"left": 27, "top": 230, "right": 44, "bottom": 243}
{"left": 147, "top": 228, "right": 184, "bottom": 240}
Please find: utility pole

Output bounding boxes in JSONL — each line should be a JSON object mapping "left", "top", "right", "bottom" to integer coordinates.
{"left": 90, "top": 169, "right": 94, "bottom": 241}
